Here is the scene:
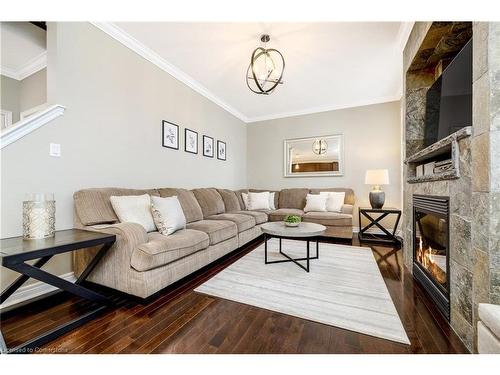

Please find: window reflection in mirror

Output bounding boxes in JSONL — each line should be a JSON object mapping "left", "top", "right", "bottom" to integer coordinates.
{"left": 1, "top": 22, "right": 47, "bottom": 130}
{"left": 284, "top": 135, "right": 344, "bottom": 177}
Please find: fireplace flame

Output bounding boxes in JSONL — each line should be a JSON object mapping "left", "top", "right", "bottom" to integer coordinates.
{"left": 417, "top": 237, "right": 446, "bottom": 285}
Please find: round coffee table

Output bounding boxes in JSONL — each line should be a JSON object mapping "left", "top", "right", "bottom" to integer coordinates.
{"left": 261, "top": 222, "right": 326, "bottom": 272}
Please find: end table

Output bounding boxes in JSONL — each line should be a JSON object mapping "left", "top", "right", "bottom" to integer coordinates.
{"left": 0, "top": 229, "right": 116, "bottom": 354}
{"left": 358, "top": 207, "right": 402, "bottom": 245}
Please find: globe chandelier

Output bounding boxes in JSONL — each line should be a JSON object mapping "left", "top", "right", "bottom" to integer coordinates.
{"left": 246, "top": 34, "right": 285, "bottom": 95}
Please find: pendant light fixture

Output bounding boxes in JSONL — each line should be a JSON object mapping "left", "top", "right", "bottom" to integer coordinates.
{"left": 246, "top": 34, "right": 285, "bottom": 95}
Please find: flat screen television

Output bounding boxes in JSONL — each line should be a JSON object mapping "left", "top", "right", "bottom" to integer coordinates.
{"left": 424, "top": 39, "right": 472, "bottom": 147}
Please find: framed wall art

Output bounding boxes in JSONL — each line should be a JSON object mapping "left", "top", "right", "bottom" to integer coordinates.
{"left": 203, "top": 135, "right": 214, "bottom": 157}
{"left": 162, "top": 120, "right": 179, "bottom": 150}
{"left": 217, "top": 140, "right": 226, "bottom": 161}
{"left": 184, "top": 128, "right": 198, "bottom": 154}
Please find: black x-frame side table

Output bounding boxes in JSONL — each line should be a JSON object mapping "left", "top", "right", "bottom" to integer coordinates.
{"left": 358, "top": 207, "right": 402, "bottom": 245}
{"left": 0, "top": 229, "right": 116, "bottom": 354}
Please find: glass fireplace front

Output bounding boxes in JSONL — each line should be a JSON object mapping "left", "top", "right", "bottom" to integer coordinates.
{"left": 413, "top": 195, "right": 450, "bottom": 319}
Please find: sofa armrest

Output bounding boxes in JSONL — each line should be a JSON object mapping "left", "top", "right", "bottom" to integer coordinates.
{"left": 78, "top": 222, "right": 149, "bottom": 293}
{"left": 341, "top": 204, "right": 354, "bottom": 215}
{"left": 88, "top": 222, "right": 149, "bottom": 251}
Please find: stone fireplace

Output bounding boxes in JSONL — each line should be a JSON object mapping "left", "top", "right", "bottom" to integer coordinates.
{"left": 403, "top": 22, "right": 500, "bottom": 352}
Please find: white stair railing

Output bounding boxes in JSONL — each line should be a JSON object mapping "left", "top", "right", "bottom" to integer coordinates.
{"left": 0, "top": 104, "right": 66, "bottom": 149}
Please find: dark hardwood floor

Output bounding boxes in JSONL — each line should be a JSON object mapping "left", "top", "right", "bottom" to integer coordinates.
{"left": 1, "top": 235, "right": 469, "bottom": 354}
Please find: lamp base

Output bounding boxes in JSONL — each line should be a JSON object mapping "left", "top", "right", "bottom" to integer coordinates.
{"left": 369, "top": 191, "right": 385, "bottom": 209}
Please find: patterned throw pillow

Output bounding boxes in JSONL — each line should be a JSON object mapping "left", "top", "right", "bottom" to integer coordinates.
{"left": 150, "top": 196, "right": 186, "bottom": 236}
{"left": 151, "top": 205, "right": 169, "bottom": 235}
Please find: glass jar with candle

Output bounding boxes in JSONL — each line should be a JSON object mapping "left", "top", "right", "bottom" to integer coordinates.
{"left": 22, "top": 193, "right": 56, "bottom": 239}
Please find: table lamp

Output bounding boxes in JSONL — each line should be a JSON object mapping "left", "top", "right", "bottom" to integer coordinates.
{"left": 365, "top": 169, "right": 389, "bottom": 209}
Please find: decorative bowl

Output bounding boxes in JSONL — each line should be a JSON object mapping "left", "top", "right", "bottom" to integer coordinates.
{"left": 283, "top": 215, "right": 301, "bottom": 227}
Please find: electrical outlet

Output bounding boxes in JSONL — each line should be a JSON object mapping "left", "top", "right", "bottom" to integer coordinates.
{"left": 49, "top": 143, "right": 61, "bottom": 157}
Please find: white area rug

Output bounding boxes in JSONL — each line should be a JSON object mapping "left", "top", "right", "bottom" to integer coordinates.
{"left": 195, "top": 239, "right": 410, "bottom": 345}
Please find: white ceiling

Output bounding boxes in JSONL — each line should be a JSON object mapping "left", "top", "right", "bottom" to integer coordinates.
{"left": 113, "top": 22, "right": 409, "bottom": 123}
{"left": 0, "top": 22, "right": 46, "bottom": 80}
{"left": 86, "top": 22, "right": 416, "bottom": 124}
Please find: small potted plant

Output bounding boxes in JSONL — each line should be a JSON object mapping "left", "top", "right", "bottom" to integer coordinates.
{"left": 284, "top": 215, "right": 301, "bottom": 227}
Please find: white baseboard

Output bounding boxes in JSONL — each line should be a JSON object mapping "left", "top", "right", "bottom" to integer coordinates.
{"left": 0, "top": 272, "right": 76, "bottom": 311}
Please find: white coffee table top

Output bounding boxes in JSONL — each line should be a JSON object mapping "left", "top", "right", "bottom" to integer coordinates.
{"left": 261, "top": 222, "right": 326, "bottom": 237}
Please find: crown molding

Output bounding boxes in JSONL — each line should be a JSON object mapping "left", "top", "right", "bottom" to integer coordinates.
{"left": 396, "top": 22, "right": 415, "bottom": 52}
{"left": 245, "top": 95, "right": 401, "bottom": 123}
{"left": 1, "top": 104, "right": 66, "bottom": 149}
{"left": 90, "top": 22, "right": 249, "bottom": 123}
{"left": 0, "top": 66, "right": 18, "bottom": 80}
{"left": 89, "top": 22, "right": 407, "bottom": 125}
{"left": 0, "top": 51, "right": 47, "bottom": 81}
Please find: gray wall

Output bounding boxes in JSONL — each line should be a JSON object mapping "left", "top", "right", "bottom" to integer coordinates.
{"left": 247, "top": 101, "right": 402, "bottom": 228}
{"left": 19, "top": 68, "right": 47, "bottom": 113}
{"left": 1, "top": 23, "right": 247, "bottom": 290}
{"left": 1, "top": 74, "right": 21, "bottom": 123}
{"left": 0, "top": 69, "right": 47, "bottom": 125}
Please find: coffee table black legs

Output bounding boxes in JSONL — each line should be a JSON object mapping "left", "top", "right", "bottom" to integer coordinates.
{"left": 264, "top": 233, "right": 319, "bottom": 272}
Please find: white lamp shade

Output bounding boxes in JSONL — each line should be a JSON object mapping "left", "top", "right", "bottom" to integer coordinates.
{"left": 365, "top": 169, "right": 389, "bottom": 185}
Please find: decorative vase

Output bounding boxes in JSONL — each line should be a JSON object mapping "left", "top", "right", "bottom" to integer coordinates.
{"left": 23, "top": 193, "right": 56, "bottom": 239}
{"left": 369, "top": 190, "right": 385, "bottom": 209}
{"left": 285, "top": 221, "right": 300, "bottom": 227}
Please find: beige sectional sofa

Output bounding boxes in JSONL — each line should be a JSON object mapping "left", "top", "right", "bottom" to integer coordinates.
{"left": 73, "top": 187, "right": 354, "bottom": 298}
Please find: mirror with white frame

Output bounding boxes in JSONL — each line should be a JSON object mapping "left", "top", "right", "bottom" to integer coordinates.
{"left": 284, "top": 135, "right": 344, "bottom": 177}
{"left": 0, "top": 22, "right": 48, "bottom": 130}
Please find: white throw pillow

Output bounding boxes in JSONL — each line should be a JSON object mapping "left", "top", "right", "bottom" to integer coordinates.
{"left": 241, "top": 193, "right": 249, "bottom": 210}
{"left": 320, "top": 191, "right": 346, "bottom": 213}
{"left": 248, "top": 192, "right": 271, "bottom": 210}
{"left": 110, "top": 194, "right": 156, "bottom": 232}
{"left": 150, "top": 196, "right": 186, "bottom": 236}
{"left": 304, "top": 193, "right": 328, "bottom": 212}
{"left": 269, "top": 192, "right": 276, "bottom": 210}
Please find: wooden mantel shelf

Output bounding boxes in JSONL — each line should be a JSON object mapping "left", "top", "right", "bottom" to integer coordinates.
{"left": 405, "top": 126, "right": 472, "bottom": 184}
{"left": 0, "top": 104, "right": 66, "bottom": 150}
{"left": 405, "top": 126, "right": 472, "bottom": 164}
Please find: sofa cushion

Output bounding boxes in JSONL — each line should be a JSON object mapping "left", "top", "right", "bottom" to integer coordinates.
{"left": 478, "top": 321, "right": 500, "bottom": 354}
{"left": 186, "top": 219, "right": 237, "bottom": 245}
{"left": 278, "top": 188, "right": 309, "bottom": 209}
{"left": 74, "top": 188, "right": 159, "bottom": 226}
{"left": 217, "top": 189, "right": 241, "bottom": 212}
{"left": 234, "top": 189, "right": 249, "bottom": 212}
{"left": 158, "top": 188, "right": 203, "bottom": 223}
{"left": 309, "top": 188, "right": 355, "bottom": 205}
{"left": 131, "top": 229, "right": 209, "bottom": 271}
{"left": 207, "top": 213, "right": 256, "bottom": 233}
{"left": 232, "top": 210, "right": 268, "bottom": 224}
{"left": 249, "top": 189, "right": 279, "bottom": 209}
{"left": 341, "top": 204, "right": 354, "bottom": 215}
{"left": 192, "top": 188, "right": 225, "bottom": 218}
{"left": 268, "top": 208, "right": 304, "bottom": 222}
{"left": 302, "top": 211, "right": 352, "bottom": 227}
{"left": 479, "top": 303, "right": 500, "bottom": 339}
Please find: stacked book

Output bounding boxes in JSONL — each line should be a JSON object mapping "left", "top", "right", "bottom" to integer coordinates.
{"left": 433, "top": 159, "right": 453, "bottom": 173}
